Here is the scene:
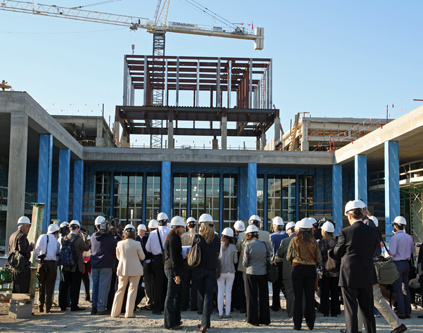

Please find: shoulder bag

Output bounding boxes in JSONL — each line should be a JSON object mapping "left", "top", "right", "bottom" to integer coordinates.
{"left": 187, "top": 236, "right": 201, "bottom": 267}
{"left": 8, "top": 233, "right": 31, "bottom": 274}
{"left": 373, "top": 233, "right": 400, "bottom": 285}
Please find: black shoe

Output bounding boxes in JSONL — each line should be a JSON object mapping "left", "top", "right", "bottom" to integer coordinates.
{"left": 152, "top": 311, "right": 162, "bottom": 315}
{"left": 97, "top": 310, "right": 110, "bottom": 315}
{"left": 91, "top": 307, "right": 97, "bottom": 315}
{"left": 71, "top": 307, "right": 85, "bottom": 311}
{"left": 418, "top": 315, "right": 423, "bottom": 318}
{"left": 239, "top": 308, "right": 246, "bottom": 313}
{"left": 391, "top": 324, "right": 407, "bottom": 333}
{"left": 293, "top": 327, "right": 301, "bottom": 331}
{"left": 39, "top": 305, "right": 44, "bottom": 313}
{"left": 191, "top": 307, "right": 198, "bottom": 311}
{"left": 340, "top": 330, "right": 346, "bottom": 333}
{"left": 60, "top": 308, "right": 67, "bottom": 312}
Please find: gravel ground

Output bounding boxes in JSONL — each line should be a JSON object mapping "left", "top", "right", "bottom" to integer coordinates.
{"left": 1, "top": 290, "right": 423, "bottom": 333}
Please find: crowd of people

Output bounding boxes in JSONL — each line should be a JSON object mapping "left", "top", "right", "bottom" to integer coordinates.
{"left": 7, "top": 199, "right": 423, "bottom": 333}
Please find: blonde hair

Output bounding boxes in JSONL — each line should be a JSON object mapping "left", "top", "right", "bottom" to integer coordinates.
{"left": 322, "top": 230, "right": 335, "bottom": 240}
{"left": 200, "top": 222, "right": 215, "bottom": 244}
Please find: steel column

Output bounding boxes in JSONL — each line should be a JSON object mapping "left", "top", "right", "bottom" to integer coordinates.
{"left": 248, "top": 163, "right": 257, "bottom": 218}
{"left": 249, "top": 58, "right": 253, "bottom": 108}
{"left": 384, "top": 141, "right": 400, "bottom": 238}
{"left": 354, "top": 154, "right": 367, "bottom": 205}
{"left": 332, "top": 164, "right": 343, "bottom": 236}
{"left": 73, "top": 160, "right": 84, "bottom": 222}
{"left": 217, "top": 58, "right": 221, "bottom": 107}
{"left": 227, "top": 60, "right": 232, "bottom": 108}
{"left": 37, "top": 134, "right": 53, "bottom": 230}
{"left": 176, "top": 57, "right": 180, "bottom": 106}
{"left": 143, "top": 56, "right": 148, "bottom": 105}
{"left": 57, "top": 149, "right": 70, "bottom": 223}
{"left": 161, "top": 161, "right": 171, "bottom": 218}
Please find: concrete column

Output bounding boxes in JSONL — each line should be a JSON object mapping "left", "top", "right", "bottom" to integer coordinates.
{"left": 256, "top": 138, "right": 261, "bottom": 150}
{"left": 168, "top": 121, "right": 174, "bottom": 149}
{"left": 6, "top": 111, "right": 28, "bottom": 253}
{"left": 248, "top": 163, "right": 257, "bottom": 218}
{"left": 261, "top": 131, "right": 266, "bottom": 150}
{"left": 384, "top": 141, "right": 400, "bottom": 238}
{"left": 57, "top": 149, "right": 70, "bottom": 223}
{"left": 212, "top": 138, "right": 219, "bottom": 150}
{"left": 113, "top": 121, "right": 120, "bottom": 145}
{"left": 37, "top": 134, "right": 53, "bottom": 230}
{"left": 354, "top": 154, "right": 367, "bottom": 205}
{"left": 274, "top": 116, "right": 281, "bottom": 145}
{"left": 332, "top": 164, "right": 343, "bottom": 236}
{"left": 300, "top": 122, "right": 309, "bottom": 151}
{"left": 161, "top": 161, "right": 171, "bottom": 218}
{"left": 96, "top": 118, "right": 104, "bottom": 147}
{"left": 221, "top": 116, "right": 227, "bottom": 150}
{"left": 73, "top": 160, "right": 84, "bottom": 222}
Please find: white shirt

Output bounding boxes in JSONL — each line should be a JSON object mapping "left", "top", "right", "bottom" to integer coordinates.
{"left": 34, "top": 233, "right": 60, "bottom": 261}
{"left": 145, "top": 226, "right": 170, "bottom": 255}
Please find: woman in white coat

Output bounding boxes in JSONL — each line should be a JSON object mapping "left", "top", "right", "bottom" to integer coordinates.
{"left": 111, "top": 224, "right": 145, "bottom": 318}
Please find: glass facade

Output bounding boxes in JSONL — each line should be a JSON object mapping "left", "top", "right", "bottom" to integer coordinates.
{"left": 146, "top": 174, "right": 161, "bottom": 221}
{"left": 95, "top": 172, "right": 111, "bottom": 216}
{"left": 173, "top": 174, "right": 188, "bottom": 219}
{"left": 299, "top": 175, "right": 314, "bottom": 219}
{"left": 222, "top": 175, "right": 237, "bottom": 230}
{"left": 113, "top": 173, "right": 143, "bottom": 224}
{"left": 267, "top": 175, "right": 296, "bottom": 231}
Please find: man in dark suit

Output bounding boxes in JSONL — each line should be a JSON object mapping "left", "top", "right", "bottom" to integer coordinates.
{"left": 334, "top": 200, "right": 379, "bottom": 333}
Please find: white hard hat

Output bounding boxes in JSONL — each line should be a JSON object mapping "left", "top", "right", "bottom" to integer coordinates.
{"left": 69, "top": 220, "right": 80, "bottom": 228}
{"left": 87, "top": 235, "right": 91, "bottom": 240}
{"left": 369, "top": 216, "right": 379, "bottom": 227}
{"left": 272, "top": 216, "right": 284, "bottom": 226}
{"left": 222, "top": 227, "right": 234, "bottom": 238}
{"left": 17, "top": 216, "right": 31, "bottom": 225}
{"left": 186, "top": 217, "right": 197, "bottom": 224}
{"left": 233, "top": 220, "right": 245, "bottom": 232}
{"left": 294, "top": 221, "right": 301, "bottom": 230}
{"left": 285, "top": 222, "right": 296, "bottom": 231}
{"left": 171, "top": 216, "right": 186, "bottom": 227}
{"left": 246, "top": 225, "right": 259, "bottom": 234}
{"left": 296, "top": 218, "right": 313, "bottom": 229}
{"left": 124, "top": 224, "right": 135, "bottom": 231}
{"left": 321, "top": 221, "right": 335, "bottom": 233}
{"left": 47, "top": 224, "right": 60, "bottom": 234}
{"left": 310, "top": 217, "right": 318, "bottom": 226}
{"left": 148, "top": 219, "right": 159, "bottom": 229}
{"left": 94, "top": 216, "right": 106, "bottom": 225}
{"left": 157, "top": 212, "right": 169, "bottom": 222}
{"left": 345, "top": 200, "right": 366, "bottom": 213}
{"left": 199, "top": 213, "right": 214, "bottom": 223}
{"left": 248, "top": 215, "right": 261, "bottom": 224}
{"left": 393, "top": 216, "right": 406, "bottom": 225}
{"left": 60, "top": 221, "right": 69, "bottom": 228}
{"left": 137, "top": 224, "right": 147, "bottom": 231}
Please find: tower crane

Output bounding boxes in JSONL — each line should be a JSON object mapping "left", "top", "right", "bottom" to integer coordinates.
{"left": 0, "top": 0, "right": 265, "bottom": 147}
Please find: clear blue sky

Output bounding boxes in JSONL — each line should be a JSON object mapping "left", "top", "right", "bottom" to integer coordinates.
{"left": 1, "top": 0, "right": 422, "bottom": 148}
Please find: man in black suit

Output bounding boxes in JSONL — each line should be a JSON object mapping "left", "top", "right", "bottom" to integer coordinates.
{"left": 334, "top": 200, "right": 379, "bottom": 333}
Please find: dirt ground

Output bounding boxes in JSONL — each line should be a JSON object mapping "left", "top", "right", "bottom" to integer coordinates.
{"left": 1, "top": 289, "right": 423, "bottom": 333}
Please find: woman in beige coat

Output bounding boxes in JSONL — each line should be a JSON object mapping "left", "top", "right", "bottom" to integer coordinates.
{"left": 111, "top": 224, "right": 145, "bottom": 318}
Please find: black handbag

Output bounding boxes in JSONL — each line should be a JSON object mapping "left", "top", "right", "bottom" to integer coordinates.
{"left": 262, "top": 241, "right": 278, "bottom": 283}
{"left": 8, "top": 235, "right": 31, "bottom": 274}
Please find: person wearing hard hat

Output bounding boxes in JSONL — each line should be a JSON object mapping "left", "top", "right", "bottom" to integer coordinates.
{"left": 58, "top": 220, "right": 90, "bottom": 312}
{"left": 8, "top": 216, "right": 34, "bottom": 293}
{"left": 193, "top": 213, "right": 220, "bottom": 333}
{"left": 318, "top": 221, "right": 340, "bottom": 318}
{"left": 269, "top": 216, "right": 288, "bottom": 312}
{"left": 287, "top": 217, "right": 322, "bottom": 330}
{"left": 163, "top": 216, "right": 186, "bottom": 330}
{"left": 276, "top": 221, "right": 297, "bottom": 318}
{"left": 243, "top": 224, "right": 271, "bottom": 326}
{"left": 232, "top": 220, "right": 247, "bottom": 314}
{"left": 145, "top": 212, "right": 171, "bottom": 315}
{"left": 90, "top": 216, "right": 118, "bottom": 315}
{"left": 111, "top": 224, "right": 145, "bottom": 318}
{"left": 34, "top": 223, "right": 60, "bottom": 313}
{"left": 334, "top": 200, "right": 379, "bottom": 333}
{"left": 217, "top": 227, "right": 238, "bottom": 319}
{"left": 390, "top": 216, "right": 414, "bottom": 320}
{"left": 181, "top": 217, "right": 199, "bottom": 311}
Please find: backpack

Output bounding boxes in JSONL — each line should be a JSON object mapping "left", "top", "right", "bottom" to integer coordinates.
{"left": 187, "top": 237, "right": 201, "bottom": 267}
{"left": 60, "top": 236, "right": 78, "bottom": 267}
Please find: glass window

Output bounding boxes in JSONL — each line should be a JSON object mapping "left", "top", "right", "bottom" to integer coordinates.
{"left": 257, "top": 176, "right": 264, "bottom": 221}
{"left": 146, "top": 174, "right": 160, "bottom": 221}
{"left": 299, "top": 175, "right": 314, "bottom": 219}
{"left": 113, "top": 173, "right": 143, "bottom": 225}
{"left": 222, "top": 175, "right": 237, "bottom": 230}
{"left": 95, "top": 172, "right": 111, "bottom": 217}
{"left": 173, "top": 174, "right": 188, "bottom": 219}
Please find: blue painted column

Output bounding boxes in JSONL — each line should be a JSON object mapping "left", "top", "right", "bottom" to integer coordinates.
{"left": 247, "top": 163, "right": 257, "bottom": 218}
{"left": 57, "top": 149, "right": 70, "bottom": 223}
{"left": 73, "top": 160, "right": 84, "bottom": 222}
{"left": 354, "top": 154, "right": 367, "bottom": 205}
{"left": 239, "top": 167, "right": 248, "bottom": 221}
{"left": 332, "top": 164, "right": 343, "bottom": 236}
{"left": 37, "top": 134, "right": 53, "bottom": 230}
{"left": 161, "top": 161, "right": 171, "bottom": 218}
{"left": 384, "top": 141, "right": 400, "bottom": 238}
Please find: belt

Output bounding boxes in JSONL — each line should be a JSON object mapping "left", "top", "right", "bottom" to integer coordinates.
{"left": 43, "top": 260, "right": 57, "bottom": 262}
{"left": 395, "top": 259, "right": 410, "bottom": 262}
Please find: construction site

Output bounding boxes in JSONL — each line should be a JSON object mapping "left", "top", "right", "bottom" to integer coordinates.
{"left": 0, "top": 0, "right": 423, "bottom": 331}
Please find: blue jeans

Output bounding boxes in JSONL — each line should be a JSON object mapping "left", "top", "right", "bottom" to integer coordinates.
{"left": 164, "top": 269, "right": 182, "bottom": 329}
{"left": 92, "top": 268, "right": 113, "bottom": 311}
{"left": 195, "top": 268, "right": 217, "bottom": 329}
{"left": 392, "top": 260, "right": 411, "bottom": 315}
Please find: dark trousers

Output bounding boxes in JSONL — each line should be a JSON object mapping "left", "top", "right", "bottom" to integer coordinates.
{"left": 59, "top": 267, "right": 83, "bottom": 310}
{"left": 392, "top": 260, "right": 411, "bottom": 315}
{"left": 195, "top": 268, "right": 216, "bottom": 329}
{"left": 341, "top": 285, "right": 375, "bottom": 333}
{"left": 164, "top": 270, "right": 183, "bottom": 328}
{"left": 182, "top": 260, "right": 198, "bottom": 310}
{"left": 292, "top": 265, "right": 316, "bottom": 329}
{"left": 12, "top": 270, "right": 31, "bottom": 293}
{"left": 82, "top": 262, "right": 90, "bottom": 301}
{"left": 320, "top": 275, "right": 340, "bottom": 316}
{"left": 271, "top": 261, "right": 284, "bottom": 310}
{"left": 152, "top": 254, "right": 167, "bottom": 313}
{"left": 107, "top": 271, "right": 117, "bottom": 310}
{"left": 232, "top": 270, "right": 246, "bottom": 311}
{"left": 36, "top": 261, "right": 57, "bottom": 311}
{"left": 246, "top": 274, "right": 271, "bottom": 325}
